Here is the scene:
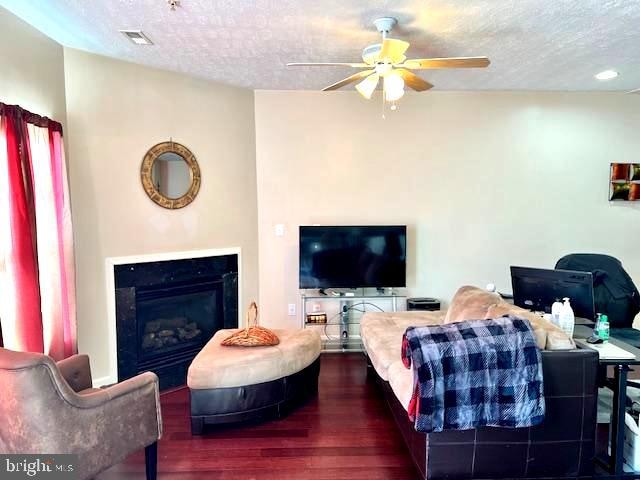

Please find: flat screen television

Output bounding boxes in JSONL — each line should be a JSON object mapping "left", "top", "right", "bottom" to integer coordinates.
{"left": 299, "top": 225, "right": 407, "bottom": 289}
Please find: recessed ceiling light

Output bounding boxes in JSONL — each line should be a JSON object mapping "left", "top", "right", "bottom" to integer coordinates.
{"left": 595, "top": 70, "right": 619, "bottom": 81}
{"left": 120, "top": 30, "right": 153, "bottom": 45}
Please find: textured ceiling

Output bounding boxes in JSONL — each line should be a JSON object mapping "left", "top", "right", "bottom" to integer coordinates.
{"left": 2, "top": 0, "right": 640, "bottom": 91}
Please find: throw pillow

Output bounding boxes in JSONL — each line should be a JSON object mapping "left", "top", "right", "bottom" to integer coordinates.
{"left": 443, "top": 285, "right": 502, "bottom": 324}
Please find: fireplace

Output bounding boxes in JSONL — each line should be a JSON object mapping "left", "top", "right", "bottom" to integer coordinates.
{"left": 114, "top": 254, "right": 238, "bottom": 390}
{"left": 137, "top": 280, "right": 215, "bottom": 362}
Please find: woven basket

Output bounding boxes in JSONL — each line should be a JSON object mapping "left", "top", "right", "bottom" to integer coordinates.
{"left": 221, "top": 302, "right": 280, "bottom": 347}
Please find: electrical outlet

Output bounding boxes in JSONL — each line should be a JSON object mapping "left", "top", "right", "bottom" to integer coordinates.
{"left": 288, "top": 303, "right": 296, "bottom": 316}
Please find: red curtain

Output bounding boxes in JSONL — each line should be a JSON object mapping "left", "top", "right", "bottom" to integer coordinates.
{"left": 0, "top": 103, "right": 76, "bottom": 359}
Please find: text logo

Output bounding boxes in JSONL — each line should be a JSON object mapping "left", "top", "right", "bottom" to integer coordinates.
{"left": 0, "top": 455, "right": 77, "bottom": 479}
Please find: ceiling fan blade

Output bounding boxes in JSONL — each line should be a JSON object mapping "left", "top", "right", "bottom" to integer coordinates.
{"left": 322, "top": 69, "right": 375, "bottom": 91}
{"left": 379, "top": 38, "right": 410, "bottom": 64}
{"left": 287, "top": 62, "right": 369, "bottom": 68}
{"left": 355, "top": 74, "right": 379, "bottom": 99}
{"left": 395, "top": 69, "right": 433, "bottom": 92}
{"left": 627, "top": 88, "right": 640, "bottom": 94}
{"left": 401, "top": 57, "right": 490, "bottom": 69}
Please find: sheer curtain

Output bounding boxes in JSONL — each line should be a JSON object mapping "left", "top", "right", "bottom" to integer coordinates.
{"left": 0, "top": 103, "right": 76, "bottom": 359}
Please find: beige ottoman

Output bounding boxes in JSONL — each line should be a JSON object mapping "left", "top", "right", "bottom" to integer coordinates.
{"left": 187, "top": 328, "right": 321, "bottom": 434}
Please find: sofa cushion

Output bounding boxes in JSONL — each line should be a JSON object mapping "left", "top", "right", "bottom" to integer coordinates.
{"left": 361, "top": 311, "right": 445, "bottom": 381}
{"left": 443, "top": 285, "right": 502, "bottom": 324}
{"left": 365, "top": 336, "right": 401, "bottom": 382}
{"left": 486, "top": 303, "right": 575, "bottom": 350}
{"left": 387, "top": 360, "right": 413, "bottom": 411}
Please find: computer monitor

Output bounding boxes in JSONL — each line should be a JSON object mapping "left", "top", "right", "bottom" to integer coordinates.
{"left": 510, "top": 266, "right": 596, "bottom": 320}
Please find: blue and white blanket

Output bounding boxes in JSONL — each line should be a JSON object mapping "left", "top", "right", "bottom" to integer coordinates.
{"left": 401, "top": 315, "right": 545, "bottom": 433}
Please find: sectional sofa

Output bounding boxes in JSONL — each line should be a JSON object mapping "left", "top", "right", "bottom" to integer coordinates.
{"left": 361, "top": 286, "right": 599, "bottom": 480}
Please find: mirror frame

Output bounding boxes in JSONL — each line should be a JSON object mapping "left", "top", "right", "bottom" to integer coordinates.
{"left": 140, "top": 141, "right": 201, "bottom": 209}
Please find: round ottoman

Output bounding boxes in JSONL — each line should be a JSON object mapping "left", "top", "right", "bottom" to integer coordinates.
{"left": 187, "top": 328, "right": 321, "bottom": 434}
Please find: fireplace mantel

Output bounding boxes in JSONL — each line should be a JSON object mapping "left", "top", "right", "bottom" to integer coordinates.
{"left": 102, "top": 247, "right": 242, "bottom": 387}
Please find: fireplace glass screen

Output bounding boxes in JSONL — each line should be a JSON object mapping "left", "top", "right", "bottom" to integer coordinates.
{"left": 136, "top": 280, "right": 221, "bottom": 363}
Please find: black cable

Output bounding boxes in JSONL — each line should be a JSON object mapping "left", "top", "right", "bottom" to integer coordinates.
{"left": 323, "top": 310, "right": 343, "bottom": 340}
{"left": 358, "top": 301, "right": 385, "bottom": 312}
{"left": 321, "top": 301, "right": 386, "bottom": 340}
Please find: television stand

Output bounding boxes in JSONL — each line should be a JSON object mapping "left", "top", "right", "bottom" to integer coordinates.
{"left": 300, "top": 290, "right": 407, "bottom": 352}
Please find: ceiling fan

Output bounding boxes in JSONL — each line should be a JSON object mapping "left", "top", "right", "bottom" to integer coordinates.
{"left": 287, "top": 17, "right": 490, "bottom": 104}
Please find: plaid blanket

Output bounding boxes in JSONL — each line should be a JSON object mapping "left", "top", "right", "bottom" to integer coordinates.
{"left": 401, "top": 315, "right": 545, "bottom": 433}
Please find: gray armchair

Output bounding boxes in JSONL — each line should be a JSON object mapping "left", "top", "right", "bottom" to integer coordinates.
{"left": 0, "top": 348, "right": 162, "bottom": 480}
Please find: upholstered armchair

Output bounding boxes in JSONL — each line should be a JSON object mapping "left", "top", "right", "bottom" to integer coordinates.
{"left": 0, "top": 348, "right": 162, "bottom": 480}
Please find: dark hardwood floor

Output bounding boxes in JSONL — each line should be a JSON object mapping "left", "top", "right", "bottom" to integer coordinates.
{"left": 97, "top": 353, "right": 419, "bottom": 479}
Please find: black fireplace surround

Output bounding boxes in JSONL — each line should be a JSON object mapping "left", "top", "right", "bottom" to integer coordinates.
{"left": 115, "top": 255, "right": 238, "bottom": 390}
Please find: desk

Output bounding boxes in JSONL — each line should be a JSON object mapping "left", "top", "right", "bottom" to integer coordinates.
{"left": 574, "top": 325, "right": 640, "bottom": 475}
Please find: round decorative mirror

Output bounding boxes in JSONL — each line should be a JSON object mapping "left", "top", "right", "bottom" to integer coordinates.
{"left": 141, "top": 141, "right": 201, "bottom": 209}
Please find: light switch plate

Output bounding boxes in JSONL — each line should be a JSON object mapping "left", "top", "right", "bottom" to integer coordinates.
{"left": 288, "top": 303, "right": 296, "bottom": 316}
{"left": 275, "top": 224, "right": 285, "bottom": 236}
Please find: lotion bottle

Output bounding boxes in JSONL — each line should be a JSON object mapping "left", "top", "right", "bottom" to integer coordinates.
{"left": 559, "top": 297, "right": 575, "bottom": 338}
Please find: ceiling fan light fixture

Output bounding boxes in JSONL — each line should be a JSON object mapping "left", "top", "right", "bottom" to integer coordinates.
{"left": 355, "top": 74, "right": 379, "bottom": 99}
{"left": 384, "top": 72, "right": 405, "bottom": 102}
{"left": 375, "top": 63, "right": 393, "bottom": 76}
{"left": 595, "top": 70, "right": 619, "bottom": 81}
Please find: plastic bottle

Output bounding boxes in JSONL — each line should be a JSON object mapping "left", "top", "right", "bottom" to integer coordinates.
{"left": 559, "top": 297, "right": 575, "bottom": 338}
{"left": 551, "top": 298, "right": 563, "bottom": 327}
{"left": 594, "top": 313, "right": 602, "bottom": 336}
{"left": 599, "top": 314, "right": 610, "bottom": 342}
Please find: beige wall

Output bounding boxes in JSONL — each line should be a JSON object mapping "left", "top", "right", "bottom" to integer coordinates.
{"left": 64, "top": 49, "right": 258, "bottom": 381}
{"left": 0, "top": 7, "right": 66, "bottom": 125}
{"left": 255, "top": 91, "right": 640, "bottom": 328}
